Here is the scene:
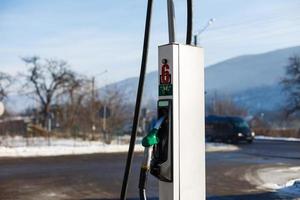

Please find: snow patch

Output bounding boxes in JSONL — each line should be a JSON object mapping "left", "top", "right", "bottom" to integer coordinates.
{"left": 206, "top": 142, "right": 239, "bottom": 152}
{"left": 256, "top": 136, "right": 300, "bottom": 142}
{"left": 0, "top": 145, "right": 144, "bottom": 158}
{"left": 0, "top": 136, "right": 238, "bottom": 157}
{"left": 262, "top": 179, "right": 300, "bottom": 196}
{"left": 245, "top": 166, "right": 300, "bottom": 197}
{"left": 0, "top": 136, "right": 143, "bottom": 157}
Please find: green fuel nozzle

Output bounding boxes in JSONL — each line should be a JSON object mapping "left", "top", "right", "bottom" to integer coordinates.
{"left": 142, "top": 129, "right": 159, "bottom": 147}
{"left": 142, "top": 116, "right": 166, "bottom": 147}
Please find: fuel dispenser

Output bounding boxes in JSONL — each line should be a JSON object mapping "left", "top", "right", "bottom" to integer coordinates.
{"left": 150, "top": 99, "right": 173, "bottom": 182}
{"left": 120, "top": 0, "right": 205, "bottom": 200}
{"left": 139, "top": 44, "right": 205, "bottom": 200}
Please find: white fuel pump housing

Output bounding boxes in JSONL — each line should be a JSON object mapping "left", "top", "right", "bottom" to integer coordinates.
{"left": 157, "top": 44, "right": 205, "bottom": 200}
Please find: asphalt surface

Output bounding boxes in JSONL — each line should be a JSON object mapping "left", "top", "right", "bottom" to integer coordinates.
{"left": 0, "top": 139, "right": 300, "bottom": 200}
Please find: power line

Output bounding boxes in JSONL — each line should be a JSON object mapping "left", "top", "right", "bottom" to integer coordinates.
{"left": 206, "top": 15, "right": 300, "bottom": 32}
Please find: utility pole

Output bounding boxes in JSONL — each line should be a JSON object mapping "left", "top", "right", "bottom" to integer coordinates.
{"left": 92, "top": 77, "right": 95, "bottom": 103}
{"left": 89, "top": 70, "right": 108, "bottom": 139}
{"left": 91, "top": 77, "right": 96, "bottom": 134}
{"left": 103, "top": 104, "right": 106, "bottom": 132}
{"left": 102, "top": 77, "right": 109, "bottom": 141}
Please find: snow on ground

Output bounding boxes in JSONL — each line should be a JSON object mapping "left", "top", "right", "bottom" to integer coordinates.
{"left": 205, "top": 142, "right": 239, "bottom": 152}
{"left": 256, "top": 135, "right": 300, "bottom": 142}
{"left": 0, "top": 136, "right": 144, "bottom": 157}
{"left": 245, "top": 166, "right": 300, "bottom": 198}
{"left": 0, "top": 136, "right": 238, "bottom": 157}
{"left": 0, "top": 144, "right": 145, "bottom": 157}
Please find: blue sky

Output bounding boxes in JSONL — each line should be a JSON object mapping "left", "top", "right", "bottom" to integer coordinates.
{"left": 0, "top": 0, "right": 300, "bottom": 85}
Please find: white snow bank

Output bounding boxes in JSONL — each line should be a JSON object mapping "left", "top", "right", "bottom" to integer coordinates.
{"left": 262, "top": 178, "right": 300, "bottom": 197}
{"left": 256, "top": 135, "right": 300, "bottom": 142}
{"left": 0, "top": 144, "right": 144, "bottom": 157}
{"left": 0, "top": 135, "right": 136, "bottom": 147}
{"left": 245, "top": 166, "right": 300, "bottom": 197}
{"left": 0, "top": 136, "right": 144, "bottom": 157}
{"left": 0, "top": 136, "right": 238, "bottom": 157}
{"left": 279, "top": 179, "right": 300, "bottom": 196}
{"left": 205, "top": 142, "right": 239, "bottom": 152}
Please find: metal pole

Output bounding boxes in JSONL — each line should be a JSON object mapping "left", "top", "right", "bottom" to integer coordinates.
{"left": 92, "top": 77, "right": 96, "bottom": 137}
{"left": 103, "top": 104, "right": 106, "bottom": 132}
{"left": 48, "top": 117, "right": 52, "bottom": 132}
{"left": 194, "top": 35, "right": 197, "bottom": 46}
{"left": 48, "top": 116, "right": 51, "bottom": 146}
{"left": 167, "top": 0, "right": 176, "bottom": 43}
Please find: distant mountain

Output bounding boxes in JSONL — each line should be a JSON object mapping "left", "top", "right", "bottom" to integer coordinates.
{"left": 205, "top": 46, "right": 300, "bottom": 93}
{"left": 105, "top": 46, "right": 300, "bottom": 113}
{"left": 105, "top": 71, "right": 158, "bottom": 106}
{"left": 7, "top": 46, "right": 300, "bottom": 113}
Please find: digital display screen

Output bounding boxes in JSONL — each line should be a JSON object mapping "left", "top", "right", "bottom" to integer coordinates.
{"left": 158, "top": 100, "right": 169, "bottom": 107}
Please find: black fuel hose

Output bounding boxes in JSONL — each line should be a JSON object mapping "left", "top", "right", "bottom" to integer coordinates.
{"left": 139, "top": 167, "right": 148, "bottom": 200}
{"left": 120, "top": 0, "right": 154, "bottom": 199}
{"left": 186, "top": 0, "right": 193, "bottom": 45}
{"left": 139, "top": 190, "right": 147, "bottom": 200}
{"left": 138, "top": 116, "right": 165, "bottom": 200}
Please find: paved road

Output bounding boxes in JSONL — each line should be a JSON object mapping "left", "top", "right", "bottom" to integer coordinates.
{"left": 0, "top": 139, "right": 300, "bottom": 200}
{"left": 207, "top": 139, "right": 300, "bottom": 200}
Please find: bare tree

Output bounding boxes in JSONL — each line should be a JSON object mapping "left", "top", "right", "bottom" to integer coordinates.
{"left": 91, "top": 86, "right": 130, "bottom": 142}
{"left": 22, "top": 56, "right": 82, "bottom": 127}
{"left": 206, "top": 93, "right": 248, "bottom": 117}
{"left": 281, "top": 55, "right": 300, "bottom": 116}
{"left": 105, "top": 87, "right": 128, "bottom": 131}
{"left": 60, "top": 79, "right": 90, "bottom": 133}
{"left": 0, "top": 72, "right": 12, "bottom": 101}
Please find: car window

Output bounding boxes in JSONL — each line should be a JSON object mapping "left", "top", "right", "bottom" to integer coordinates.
{"left": 232, "top": 119, "right": 249, "bottom": 129}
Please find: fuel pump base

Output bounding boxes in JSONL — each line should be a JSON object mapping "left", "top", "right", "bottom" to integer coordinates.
{"left": 157, "top": 44, "right": 205, "bottom": 200}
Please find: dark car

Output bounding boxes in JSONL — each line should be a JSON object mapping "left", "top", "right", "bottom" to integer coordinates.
{"left": 205, "top": 115, "right": 255, "bottom": 144}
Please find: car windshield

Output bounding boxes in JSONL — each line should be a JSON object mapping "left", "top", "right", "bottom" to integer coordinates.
{"left": 232, "top": 119, "right": 249, "bottom": 129}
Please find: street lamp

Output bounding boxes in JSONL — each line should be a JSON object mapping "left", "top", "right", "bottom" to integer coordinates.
{"left": 91, "top": 69, "right": 108, "bottom": 133}
{"left": 91, "top": 70, "right": 108, "bottom": 101}
{"left": 194, "top": 18, "right": 215, "bottom": 46}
